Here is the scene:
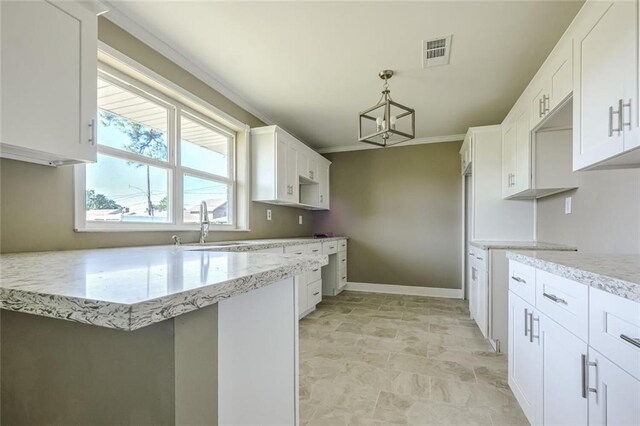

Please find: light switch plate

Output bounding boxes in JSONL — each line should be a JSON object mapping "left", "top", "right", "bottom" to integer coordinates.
{"left": 267, "top": 209, "right": 272, "bottom": 221}
{"left": 298, "top": 215, "right": 303, "bottom": 225}
{"left": 565, "top": 197, "right": 572, "bottom": 214}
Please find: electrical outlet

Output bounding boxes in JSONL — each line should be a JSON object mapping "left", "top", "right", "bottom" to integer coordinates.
{"left": 565, "top": 197, "right": 572, "bottom": 215}
{"left": 299, "top": 215, "right": 303, "bottom": 225}
{"left": 267, "top": 209, "right": 272, "bottom": 221}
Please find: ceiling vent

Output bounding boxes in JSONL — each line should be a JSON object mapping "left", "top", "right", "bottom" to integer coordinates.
{"left": 422, "top": 35, "right": 452, "bottom": 68}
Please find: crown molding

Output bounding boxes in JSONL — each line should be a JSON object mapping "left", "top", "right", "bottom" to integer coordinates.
{"left": 316, "top": 134, "right": 466, "bottom": 154}
{"left": 101, "top": 2, "right": 280, "bottom": 129}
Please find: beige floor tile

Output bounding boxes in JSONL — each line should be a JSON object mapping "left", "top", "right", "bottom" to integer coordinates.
{"left": 299, "top": 291, "right": 526, "bottom": 425}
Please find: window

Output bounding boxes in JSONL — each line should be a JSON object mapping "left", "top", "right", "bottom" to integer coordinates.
{"left": 75, "top": 51, "right": 250, "bottom": 232}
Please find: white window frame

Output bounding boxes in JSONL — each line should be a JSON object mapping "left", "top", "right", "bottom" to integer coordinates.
{"left": 74, "top": 43, "right": 251, "bottom": 232}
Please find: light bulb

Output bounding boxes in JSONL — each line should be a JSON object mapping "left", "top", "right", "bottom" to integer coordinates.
{"left": 390, "top": 116, "right": 397, "bottom": 130}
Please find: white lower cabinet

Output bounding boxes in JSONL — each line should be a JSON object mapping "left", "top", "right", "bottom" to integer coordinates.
{"left": 587, "top": 348, "right": 640, "bottom": 426}
{"left": 508, "top": 293, "right": 542, "bottom": 424}
{"left": 540, "top": 312, "right": 588, "bottom": 425}
{"left": 508, "top": 260, "right": 640, "bottom": 425}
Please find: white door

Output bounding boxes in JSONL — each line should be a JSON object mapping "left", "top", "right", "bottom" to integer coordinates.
{"left": 574, "top": 0, "right": 633, "bottom": 169}
{"left": 514, "top": 108, "right": 531, "bottom": 194}
{"left": 588, "top": 348, "right": 640, "bottom": 426}
{"left": 502, "top": 122, "right": 516, "bottom": 198}
{"left": 508, "top": 292, "right": 541, "bottom": 425}
{"left": 1, "top": 0, "right": 98, "bottom": 163}
{"left": 286, "top": 141, "right": 298, "bottom": 203}
{"left": 276, "top": 136, "right": 289, "bottom": 202}
{"left": 318, "top": 162, "right": 330, "bottom": 209}
{"left": 541, "top": 313, "right": 588, "bottom": 425}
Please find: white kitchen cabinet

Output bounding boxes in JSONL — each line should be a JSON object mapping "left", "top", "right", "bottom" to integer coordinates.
{"left": 508, "top": 259, "right": 640, "bottom": 426}
{"left": 252, "top": 125, "right": 331, "bottom": 209}
{"left": 502, "top": 108, "right": 531, "bottom": 198}
{"left": 573, "top": 0, "right": 640, "bottom": 170}
{"left": 317, "top": 159, "right": 330, "bottom": 209}
{"left": 0, "top": 0, "right": 105, "bottom": 166}
{"left": 540, "top": 311, "right": 588, "bottom": 426}
{"left": 252, "top": 126, "right": 298, "bottom": 204}
{"left": 284, "top": 243, "right": 323, "bottom": 319}
{"left": 508, "top": 292, "right": 542, "bottom": 425}
{"left": 587, "top": 348, "right": 640, "bottom": 426}
{"left": 468, "top": 247, "right": 488, "bottom": 338}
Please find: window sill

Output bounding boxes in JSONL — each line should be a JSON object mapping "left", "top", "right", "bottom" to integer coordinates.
{"left": 74, "top": 226, "right": 251, "bottom": 233}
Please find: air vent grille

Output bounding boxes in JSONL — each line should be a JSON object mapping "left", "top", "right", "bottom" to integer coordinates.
{"left": 423, "top": 35, "right": 452, "bottom": 68}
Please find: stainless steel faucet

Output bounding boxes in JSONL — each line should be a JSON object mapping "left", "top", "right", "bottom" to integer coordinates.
{"left": 199, "top": 201, "right": 210, "bottom": 244}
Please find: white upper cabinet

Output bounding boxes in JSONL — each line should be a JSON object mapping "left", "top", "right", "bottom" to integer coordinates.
{"left": 252, "top": 126, "right": 330, "bottom": 210}
{"left": 502, "top": 108, "right": 532, "bottom": 198}
{"left": 573, "top": 0, "right": 640, "bottom": 170}
{"left": 0, "top": 0, "right": 104, "bottom": 166}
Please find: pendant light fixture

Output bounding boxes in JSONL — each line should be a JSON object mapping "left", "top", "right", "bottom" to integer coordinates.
{"left": 358, "top": 70, "right": 415, "bottom": 147}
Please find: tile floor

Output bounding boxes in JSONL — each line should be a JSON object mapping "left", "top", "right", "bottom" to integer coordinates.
{"left": 298, "top": 291, "right": 528, "bottom": 426}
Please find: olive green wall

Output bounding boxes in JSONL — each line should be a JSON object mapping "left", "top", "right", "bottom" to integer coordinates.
{"left": 0, "top": 17, "right": 312, "bottom": 254}
{"left": 313, "top": 142, "right": 463, "bottom": 289}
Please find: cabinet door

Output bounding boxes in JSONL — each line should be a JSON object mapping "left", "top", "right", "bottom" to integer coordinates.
{"left": 1, "top": 0, "right": 98, "bottom": 164}
{"left": 549, "top": 42, "right": 573, "bottom": 111}
{"left": 317, "top": 162, "right": 330, "bottom": 209}
{"left": 307, "top": 154, "right": 318, "bottom": 183}
{"left": 514, "top": 109, "right": 531, "bottom": 194}
{"left": 286, "top": 142, "right": 298, "bottom": 202}
{"left": 531, "top": 84, "right": 549, "bottom": 130}
{"left": 573, "top": 0, "right": 634, "bottom": 170}
{"left": 623, "top": 0, "right": 640, "bottom": 151}
{"left": 508, "top": 292, "right": 541, "bottom": 425}
{"left": 588, "top": 348, "right": 640, "bottom": 426}
{"left": 297, "top": 276, "right": 307, "bottom": 318}
{"left": 276, "top": 136, "right": 290, "bottom": 202}
{"left": 476, "top": 268, "right": 489, "bottom": 339}
{"left": 541, "top": 313, "right": 588, "bottom": 426}
{"left": 468, "top": 257, "right": 478, "bottom": 321}
{"left": 502, "top": 122, "right": 517, "bottom": 198}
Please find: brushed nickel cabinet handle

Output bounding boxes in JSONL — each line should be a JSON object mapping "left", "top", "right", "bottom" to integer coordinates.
{"left": 511, "top": 275, "right": 526, "bottom": 284}
{"left": 610, "top": 103, "right": 622, "bottom": 137}
{"left": 543, "top": 292, "right": 568, "bottom": 305}
{"left": 524, "top": 308, "right": 529, "bottom": 337}
{"left": 529, "top": 313, "right": 535, "bottom": 343}
{"left": 539, "top": 97, "right": 544, "bottom": 118}
{"left": 620, "top": 334, "right": 640, "bottom": 348}
{"left": 622, "top": 99, "right": 632, "bottom": 130}
{"left": 88, "top": 119, "right": 96, "bottom": 145}
{"left": 313, "top": 292, "right": 320, "bottom": 296}
{"left": 543, "top": 94, "right": 550, "bottom": 114}
{"left": 581, "top": 354, "right": 598, "bottom": 398}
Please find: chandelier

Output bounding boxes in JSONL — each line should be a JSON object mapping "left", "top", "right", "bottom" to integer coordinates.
{"left": 358, "top": 70, "right": 415, "bottom": 147}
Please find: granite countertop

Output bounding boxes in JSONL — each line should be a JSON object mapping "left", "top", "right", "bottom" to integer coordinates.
{"left": 506, "top": 251, "right": 640, "bottom": 302}
{"left": 0, "top": 245, "right": 328, "bottom": 331}
{"left": 470, "top": 240, "right": 576, "bottom": 251}
{"left": 195, "top": 236, "right": 348, "bottom": 252}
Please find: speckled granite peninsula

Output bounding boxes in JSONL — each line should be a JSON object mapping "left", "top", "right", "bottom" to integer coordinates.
{"left": 0, "top": 244, "right": 328, "bottom": 330}
{"left": 506, "top": 250, "right": 640, "bottom": 302}
{"left": 1, "top": 242, "right": 330, "bottom": 424}
{"left": 470, "top": 240, "right": 576, "bottom": 251}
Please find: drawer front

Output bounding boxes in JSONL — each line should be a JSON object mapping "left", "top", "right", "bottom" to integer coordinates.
{"left": 474, "top": 248, "right": 488, "bottom": 271}
{"left": 536, "top": 270, "right": 588, "bottom": 341}
{"left": 307, "top": 243, "right": 322, "bottom": 255}
{"left": 307, "top": 266, "right": 321, "bottom": 283}
{"left": 338, "top": 270, "right": 348, "bottom": 288}
{"left": 338, "top": 239, "right": 347, "bottom": 252}
{"left": 338, "top": 251, "right": 347, "bottom": 269}
{"left": 589, "top": 287, "right": 640, "bottom": 380}
{"left": 284, "top": 244, "right": 307, "bottom": 255}
{"left": 322, "top": 241, "right": 338, "bottom": 255}
{"left": 509, "top": 261, "right": 536, "bottom": 306}
{"left": 307, "top": 280, "right": 322, "bottom": 307}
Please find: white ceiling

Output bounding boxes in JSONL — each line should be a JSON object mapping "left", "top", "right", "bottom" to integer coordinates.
{"left": 106, "top": 1, "right": 584, "bottom": 150}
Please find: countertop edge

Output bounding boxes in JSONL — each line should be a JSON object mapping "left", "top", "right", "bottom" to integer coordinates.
{"left": 470, "top": 241, "right": 576, "bottom": 251}
{"left": 1, "top": 255, "right": 328, "bottom": 331}
{"left": 506, "top": 251, "right": 639, "bottom": 303}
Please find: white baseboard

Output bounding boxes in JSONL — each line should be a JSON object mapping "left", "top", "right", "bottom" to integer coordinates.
{"left": 345, "top": 282, "right": 463, "bottom": 299}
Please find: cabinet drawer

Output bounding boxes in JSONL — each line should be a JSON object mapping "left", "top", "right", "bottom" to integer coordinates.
{"left": 589, "top": 288, "right": 640, "bottom": 380}
{"left": 307, "top": 266, "right": 321, "bottom": 283}
{"left": 536, "top": 270, "right": 588, "bottom": 342}
{"left": 509, "top": 261, "right": 536, "bottom": 306}
{"left": 338, "top": 239, "right": 347, "bottom": 252}
{"left": 284, "top": 244, "right": 306, "bottom": 255}
{"left": 307, "top": 280, "right": 322, "bottom": 307}
{"left": 322, "top": 241, "right": 338, "bottom": 255}
{"left": 339, "top": 271, "right": 348, "bottom": 288}
{"left": 338, "top": 251, "right": 347, "bottom": 268}
{"left": 307, "top": 243, "right": 322, "bottom": 255}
